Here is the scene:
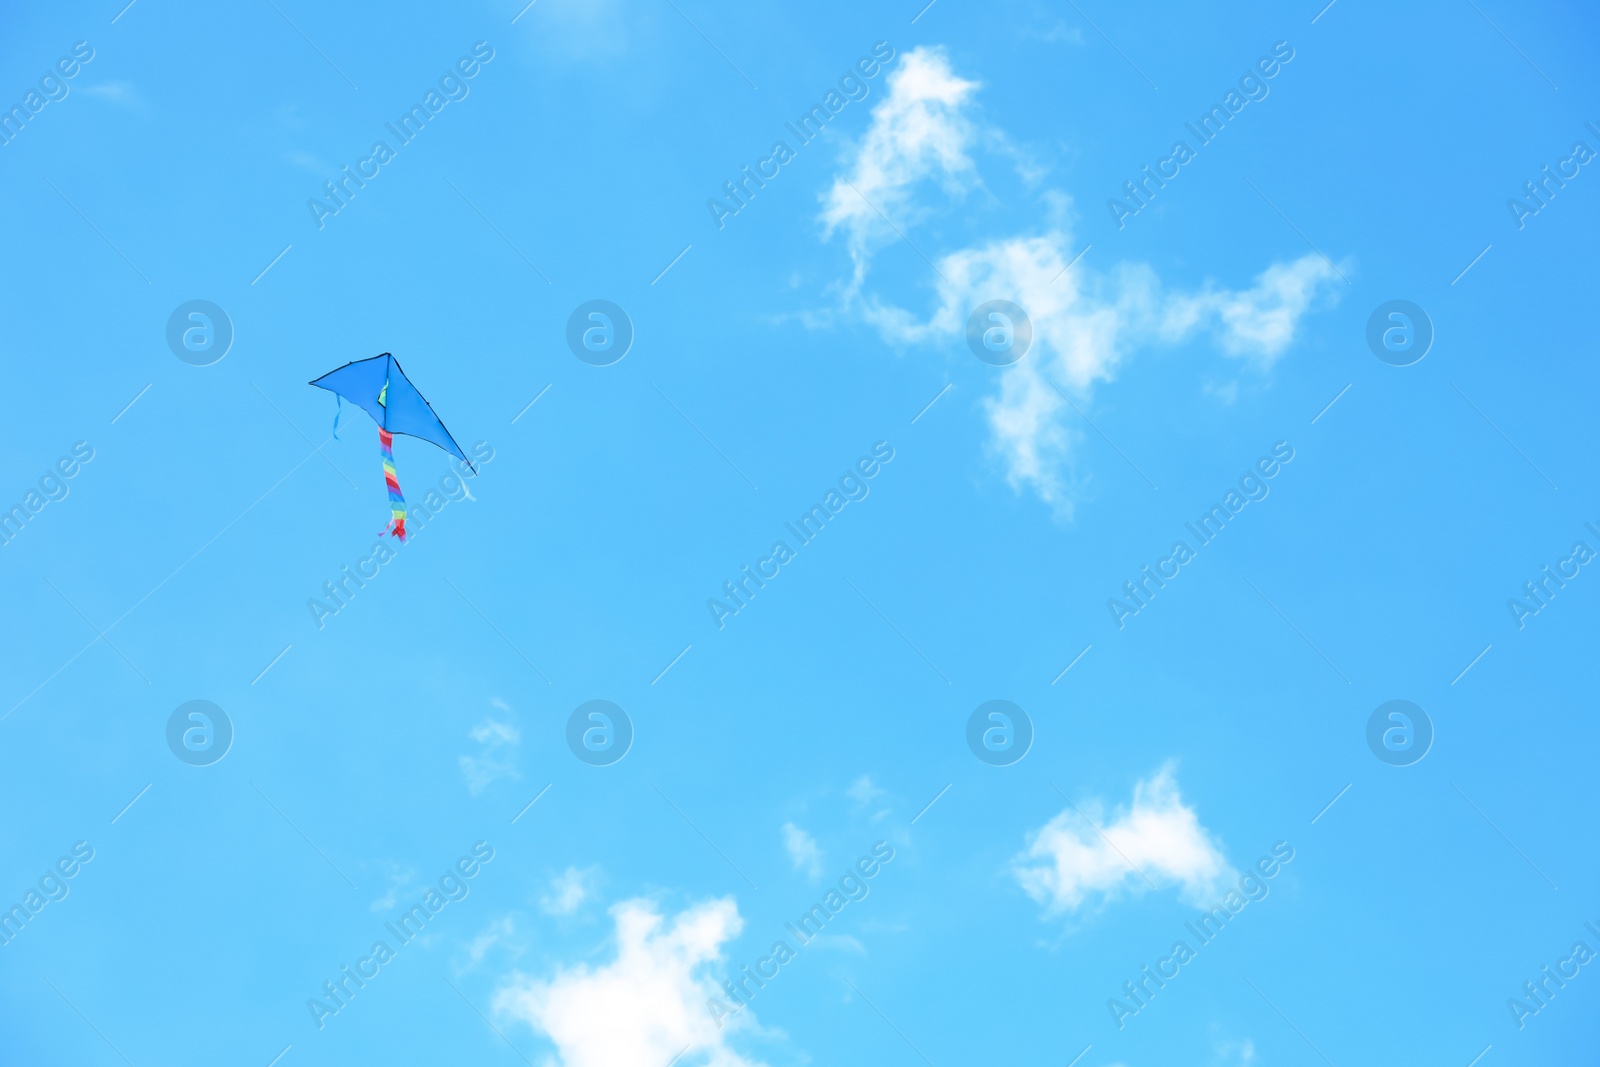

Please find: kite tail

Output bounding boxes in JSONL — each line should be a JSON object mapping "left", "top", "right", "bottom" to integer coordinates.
{"left": 379, "top": 428, "right": 407, "bottom": 541}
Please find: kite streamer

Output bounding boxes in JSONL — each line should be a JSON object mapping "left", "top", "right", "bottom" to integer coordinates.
{"left": 379, "top": 427, "right": 406, "bottom": 541}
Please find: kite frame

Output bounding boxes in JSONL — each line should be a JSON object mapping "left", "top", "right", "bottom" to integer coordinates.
{"left": 308, "top": 352, "right": 478, "bottom": 474}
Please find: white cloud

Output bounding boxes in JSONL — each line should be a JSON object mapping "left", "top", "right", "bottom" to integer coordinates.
{"left": 461, "top": 916, "right": 518, "bottom": 971}
{"left": 1159, "top": 255, "right": 1344, "bottom": 361}
{"left": 1013, "top": 766, "right": 1233, "bottom": 914}
{"left": 812, "top": 933, "right": 866, "bottom": 954}
{"left": 895, "top": 235, "right": 1337, "bottom": 510}
{"left": 847, "top": 775, "right": 885, "bottom": 807}
{"left": 817, "top": 47, "right": 1342, "bottom": 514}
{"left": 81, "top": 81, "right": 140, "bottom": 109}
{"left": 285, "top": 150, "right": 332, "bottom": 175}
{"left": 495, "top": 898, "right": 766, "bottom": 1067}
{"left": 1038, "top": 22, "right": 1086, "bottom": 45}
{"left": 1212, "top": 1037, "right": 1258, "bottom": 1066}
{"left": 821, "top": 48, "right": 980, "bottom": 289}
{"left": 512, "top": 0, "right": 633, "bottom": 65}
{"left": 1086, "top": 1036, "right": 1254, "bottom": 1067}
{"left": 846, "top": 775, "right": 893, "bottom": 822}
{"left": 781, "top": 823, "right": 823, "bottom": 879}
{"left": 368, "top": 863, "right": 417, "bottom": 914}
{"left": 541, "top": 866, "right": 596, "bottom": 916}
{"left": 459, "top": 701, "right": 521, "bottom": 795}
{"left": 892, "top": 232, "right": 1152, "bottom": 511}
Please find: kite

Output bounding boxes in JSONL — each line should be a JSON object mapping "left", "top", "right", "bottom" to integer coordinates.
{"left": 309, "top": 353, "right": 474, "bottom": 541}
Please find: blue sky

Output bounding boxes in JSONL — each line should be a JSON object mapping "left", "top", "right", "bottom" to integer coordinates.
{"left": 2, "top": 0, "right": 1598, "bottom": 1064}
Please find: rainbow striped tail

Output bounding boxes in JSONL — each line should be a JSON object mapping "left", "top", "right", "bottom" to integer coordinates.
{"left": 379, "top": 427, "right": 407, "bottom": 541}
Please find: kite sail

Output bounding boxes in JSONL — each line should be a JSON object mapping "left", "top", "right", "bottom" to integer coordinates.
{"left": 309, "top": 353, "right": 473, "bottom": 541}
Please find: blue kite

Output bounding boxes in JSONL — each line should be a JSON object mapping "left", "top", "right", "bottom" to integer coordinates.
{"left": 309, "top": 353, "right": 473, "bottom": 541}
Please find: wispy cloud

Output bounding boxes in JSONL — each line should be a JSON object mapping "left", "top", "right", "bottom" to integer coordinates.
{"left": 1013, "top": 765, "right": 1233, "bottom": 914}
{"left": 81, "top": 81, "right": 141, "bottom": 109}
{"left": 459, "top": 915, "right": 518, "bottom": 972}
{"left": 781, "top": 823, "right": 823, "bottom": 879}
{"left": 848, "top": 775, "right": 887, "bottom": 808}
{"left": 821, "top": 48, "right": 981, "bottom": 291}
{"left": 459, "top": 700, "right": 521, "bottom": 795}
{"left": 817, "top": 47, "right": 1343, "bottom": 515}
{"left": 885, "top": 234, "right": 1338, "bottom": 510}
{"left": 285, "top": 149, "right": 334, "bottom": 175}
{"left": 368, "top": 862, "right": 418, "bottom": 914}
{"left": 1037, "top": 22, "right": 1086, "bottom": 46}
{"left": 1212, "top": 1037, "right": 1258, "bottom": 1066}
{"left": 540, "top": 866, "right": 596, "bottom": 916}
{"left": 845, "top": 774, "right": 893, "bottom": 822}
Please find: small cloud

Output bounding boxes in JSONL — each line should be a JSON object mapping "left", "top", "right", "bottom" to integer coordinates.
{"left": 1160, "top": 255, "right": 1345, "bottom": 362}
{"left": 369, "top": 863, "right": 419, "bottom": 914}
{"left": 782, "top": 823, "right": 823, "bottom": 880}
{"left": 459, "top": 702, "right": 521, "bottom": 796}
{"left": 847, "top": 776, "right": 885, "bottom": 807}
{"left": 460, "top": 916, "right": 518, "bottom": 972}
{"left": 285, "top": 149, "right": 333, "bottom": 175}
{"left": 514, "top": 0, "right": 633, "bottom": 64}
{"left": 1213, "top": 1038, "right": 1257, "bottom": 1066}
{"left": 541, "top": 867, "right": 596, "bottom": 916}
{"left": 1013, "top": 764, "right": 1233, "bottom": 914}
{"left": 80, "top": 81, "right": 140, "bottom": 109}
{"left": 846, "top": 775, "right": 893, "bottom": 822}
{"left": 812, "top": 933, "right": 867, "bottom": 954}
{"left": 494, "top": 898, "right": 766, "bottom": 1067}
{"left": 1038, "top": 21, "right": 1085, "bottom": 45}
{"left": 474, "top": 720, "right": 519, "bottom": 746}
{"left": 273, "top": 104, "right": 309, "bottom": 132}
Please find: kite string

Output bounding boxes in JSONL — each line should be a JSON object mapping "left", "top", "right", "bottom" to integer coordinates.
{"left": 379, "top": 427, "right": 407, "bottom": 541}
